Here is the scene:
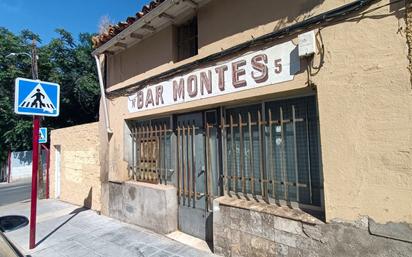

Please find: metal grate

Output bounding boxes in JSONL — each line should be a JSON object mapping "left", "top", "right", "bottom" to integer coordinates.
{"left": 130, "top": 120, "right": 172, "bottom": 184}
{"left": 176, "top": 123, "right": 204, "bottom": 207}
{"left": 222, "top": 96, "right": 321, "bottom": 206}
{"left": 128, "top": 96, "right": 322, "bottom": 207}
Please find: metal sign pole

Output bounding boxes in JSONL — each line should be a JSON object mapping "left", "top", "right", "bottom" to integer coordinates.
{"left": 13, "top": 39, "right": 59, "bottom": 250}
{"left": 29, "top": 115, "right": 40, "bottom": 249}
{"left": 29, "top": 39, "right": 39, "bottom": 250}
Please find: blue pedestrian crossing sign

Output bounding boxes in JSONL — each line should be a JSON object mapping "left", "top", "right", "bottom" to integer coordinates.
{"left": 39, "top": 127, "right": 47, "bottom": 144}
{"left": 14, "top": 78, "right": 60, "bottom": 117}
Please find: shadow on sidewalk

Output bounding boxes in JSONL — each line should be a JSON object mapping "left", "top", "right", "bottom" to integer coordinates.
{"left": 35, "top": 207, "right": 88, "bottom": 247}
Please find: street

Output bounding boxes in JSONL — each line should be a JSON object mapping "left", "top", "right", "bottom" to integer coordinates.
{"left": 0, "top": 179, "right": 31, "bottom": 206}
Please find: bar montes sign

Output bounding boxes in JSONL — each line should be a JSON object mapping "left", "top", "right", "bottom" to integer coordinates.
{"left": 128, "top": 41, "right": 300, "bottom": 113}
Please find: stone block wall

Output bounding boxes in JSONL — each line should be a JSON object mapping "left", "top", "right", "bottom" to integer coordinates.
{"left": 213, "top": 197, "right": 412, "bottom": 257}
{"left": 50, "top": 122, "right": 101, "bottom": 211}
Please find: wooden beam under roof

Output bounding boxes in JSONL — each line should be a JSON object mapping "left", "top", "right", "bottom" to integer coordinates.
{"left": 115, "top": 42, "right": 128, "bottom": 49}
{"left": 142, "top": 24, "right": 156, "bottom": 32}
{"left": 182, "top": 0, "right": 198, "bottom": 8}
{"left": 130, "top": 32, "right": 144, "bottom": 39}
{"left": 159, "top": 12, "right": 175, "bottom": 22}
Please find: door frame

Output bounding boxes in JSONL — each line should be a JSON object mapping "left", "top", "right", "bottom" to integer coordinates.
{"left": 54, "top": 145, "right": 61, "bottom": 199}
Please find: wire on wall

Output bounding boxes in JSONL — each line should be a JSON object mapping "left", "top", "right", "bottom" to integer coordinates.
{"left": 106, "top": 0, "right": 380, "bottom": 98}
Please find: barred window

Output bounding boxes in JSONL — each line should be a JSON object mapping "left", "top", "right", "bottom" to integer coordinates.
{"left": 176, "top": 17, "right": 198, "bottom": 61}
{"left": 128, "top": 96, "right": 322, "bottom": 209}
{"left": 129, "top": 117, "right": 173, "bottom": 184}
{"left": 223, "top": 96, "right": 322, "bottom": 207}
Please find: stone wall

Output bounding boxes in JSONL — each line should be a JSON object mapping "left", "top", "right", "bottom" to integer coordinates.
{"left": 50, "top": 122, "right": 101, "bottom": 211}
{"left": 213, "top": 197, "right": 412, "bottom": 257}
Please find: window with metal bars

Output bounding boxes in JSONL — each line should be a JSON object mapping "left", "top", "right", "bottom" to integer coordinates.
{"left": 176, "top": 17, "right": 198, "bottom": 61}
{"left": 222, "top": 96, "right": 322, "bottom": 207}
{"left": 129, "top": 117, "right": 173, "bottom": 184}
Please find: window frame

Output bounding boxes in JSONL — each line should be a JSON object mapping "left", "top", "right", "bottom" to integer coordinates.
{"left": 220, "top": 93, "right": 324, "bottom": 212}
{"left": 176, "top": 16, "right": 198, "bottom": 61}
{"left": 127, "top": 93, "right": 324, "bottom": 213}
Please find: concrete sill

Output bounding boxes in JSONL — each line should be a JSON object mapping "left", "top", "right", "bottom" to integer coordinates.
{"left": 124, "top": 180, "right": 176, "bottom": 190}
{"left": 215, "top": 196, "right": 324, "bottom": 225}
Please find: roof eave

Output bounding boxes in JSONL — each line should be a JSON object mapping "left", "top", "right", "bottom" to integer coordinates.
{"left": 92, "top": 0, "right": 202, "bottom": 56}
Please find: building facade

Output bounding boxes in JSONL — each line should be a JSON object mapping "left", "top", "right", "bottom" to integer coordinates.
{"left": 92, "top": 0, "right": 412, "bottom": 256}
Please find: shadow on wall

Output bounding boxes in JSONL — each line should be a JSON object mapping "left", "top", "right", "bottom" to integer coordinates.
{"left": 390, "top": 0, "right": 406, "bottom": 19}
{"left": 83, "top": 187, "right": 93, "bottom": 209}
{"left": 198, "top": 0, "right": 325, "bottom": 48}
{"left": 343, "top": 0, "right": 406, "bottom": 24}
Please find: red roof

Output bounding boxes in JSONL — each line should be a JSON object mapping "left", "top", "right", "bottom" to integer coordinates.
{"left": 92, "top": 0, "right": 166, "bottom": 49}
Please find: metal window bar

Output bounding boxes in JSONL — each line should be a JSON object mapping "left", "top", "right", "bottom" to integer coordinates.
{"left": 176, "top": 122, "right": 210, "bottom": 208}
{"left": 221, "top": 115, "right": 230, "bottom": 196}
{"left": 206, "top": 123, "right": 215, "bottom": 211}
{"left": 280, "top": 107, "right": 288, "bottom": 200}
{"left": 268, "top": 109, "right": 275, "bottom": 199}
{"left": 229, "top": 114, "right": 236, "bottom": 194}
{"left": 305, "top": 102, "right": 313, "bottom": 205}
{"left": 163, "top": 123, "right": 168, "bottom": 185}
{"left": 221, "top": 101, "right": 319, "bottom": 206}
{"left": 292, "top": 105, "right": 299, "bottom": 202}
{"left": 182, "top": 125, "right": 187, "bottom": 204}
{"left": 192, "top": 123, "right": 197, "bottom": 208}
{"left": 177, "top": 125, "right": 181, "bottom": 204}
{"left": 238, "top": 114, "right": 246, "bottom": 196}
{"left": 247, "top": 112, "right": 255, "bottom": 197}
{"left": 130, "top": 123, "right": 172, "bottom": 184}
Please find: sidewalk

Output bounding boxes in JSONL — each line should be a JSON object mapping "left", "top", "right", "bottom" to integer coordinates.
{"left": 0, "top": 199, "right": 217, "bottom": 257}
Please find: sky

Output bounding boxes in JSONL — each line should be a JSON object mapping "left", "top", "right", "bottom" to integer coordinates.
{"left": 0, "top": 0, "right": 151, "bottom": 44}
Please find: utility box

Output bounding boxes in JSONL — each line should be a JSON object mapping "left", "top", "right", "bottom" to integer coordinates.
{"left": 298, "top": 30, "right": 317, "bottom": 57}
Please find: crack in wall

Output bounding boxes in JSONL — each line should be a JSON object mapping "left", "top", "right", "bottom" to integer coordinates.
{"left": 406, "top": 0, "right": 412, "bottom": 89}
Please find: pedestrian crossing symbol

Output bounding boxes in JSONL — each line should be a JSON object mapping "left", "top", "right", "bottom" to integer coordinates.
{"left": 14, "top": 78, "right": 60, "bottom": 117}
{"left": 39, "top": 127, "right": 47, "bottom": 144}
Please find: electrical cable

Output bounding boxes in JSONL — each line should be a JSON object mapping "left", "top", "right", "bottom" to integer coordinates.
{"left": 106, "top": 0, "right": 380, "bottom": 98}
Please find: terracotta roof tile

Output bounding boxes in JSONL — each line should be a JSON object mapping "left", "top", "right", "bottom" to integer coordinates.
{"left": 92, "top": 0, "right": 167, "bottom": 49}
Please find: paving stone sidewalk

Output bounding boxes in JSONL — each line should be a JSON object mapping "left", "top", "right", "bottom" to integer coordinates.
{"left": 0, "top": 199, "right": 217, "bottom": 257}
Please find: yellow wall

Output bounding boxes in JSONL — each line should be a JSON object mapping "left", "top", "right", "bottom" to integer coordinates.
{"left": 50, "top": 122, "right": 101, "bottom": 211}
{"left": 100, "top": 0, "right": 412, "bottom": 224}
{"left": 106, "top": 26, "right": 176, "bottom": 88}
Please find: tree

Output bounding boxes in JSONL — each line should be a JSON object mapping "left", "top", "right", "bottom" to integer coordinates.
{"left": 0, "top": 28, "right": 100, "bottom": 164}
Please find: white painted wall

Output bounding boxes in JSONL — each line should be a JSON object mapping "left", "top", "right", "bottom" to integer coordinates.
{"left": 10, "top": 150, "right": 47, "bottom": 181}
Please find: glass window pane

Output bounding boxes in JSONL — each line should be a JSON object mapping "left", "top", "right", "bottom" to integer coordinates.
{"left": 265, "top": 96, "right": 321, "bottom": 206}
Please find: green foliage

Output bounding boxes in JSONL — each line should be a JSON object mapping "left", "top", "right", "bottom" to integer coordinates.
{"left": 0, "top": 27, "right": 100, "bottom": 163}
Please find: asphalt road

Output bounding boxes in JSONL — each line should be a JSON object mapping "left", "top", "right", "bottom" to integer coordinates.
{"left": 0, "top": 179, "right": 31, "bottom": 206}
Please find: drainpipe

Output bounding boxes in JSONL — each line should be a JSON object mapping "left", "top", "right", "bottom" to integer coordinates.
{"left": 94, "top": 54, "right": 113, "bottom": 134}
